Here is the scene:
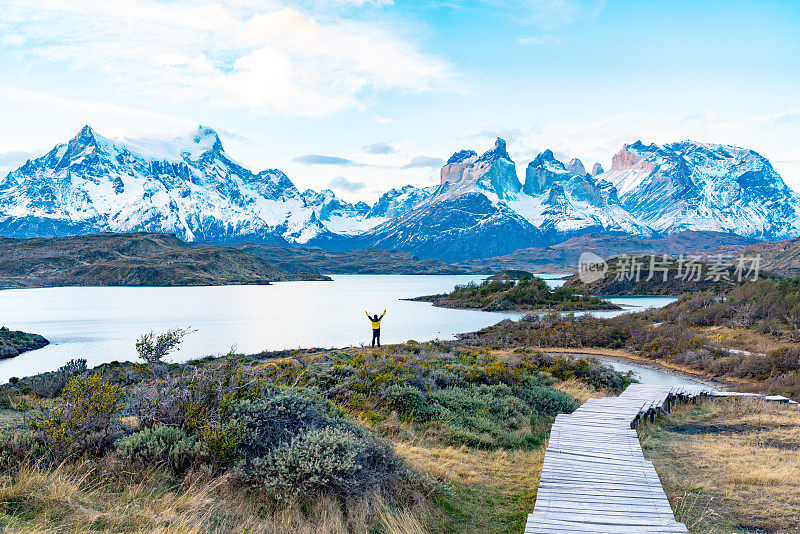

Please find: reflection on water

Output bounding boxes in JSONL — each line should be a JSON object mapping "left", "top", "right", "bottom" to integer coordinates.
{"left": 0, "top": 274, "right": 676, "bottom": 382}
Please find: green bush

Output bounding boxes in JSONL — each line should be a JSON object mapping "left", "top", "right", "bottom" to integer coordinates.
{"left": 32, "top": 374, "right": 123, "bottom": 457}
{"left": 0, "top": 430, "right": 48, "bottom": 470}
{"left": 115, "top": 424, "right": 199, "bottom": 475}
{"left": 389, "top": 383, "right": 570, "bottom": 449}
{"left": 252, "top": 426, "right": 402, "bottom": 502}
{"left": 234, "top": 391, "right": 407, "bottom": 502}
{"left": 520, "top": 381, "right": 578, "bottom": 415}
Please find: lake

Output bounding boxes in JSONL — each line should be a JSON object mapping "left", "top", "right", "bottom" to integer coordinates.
{"left": 0, "top": 275, "right": 675, "bottom": 382}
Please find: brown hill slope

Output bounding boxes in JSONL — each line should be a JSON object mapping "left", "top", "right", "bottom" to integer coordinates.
{"left": 235, "top": 242, "right": 483, "bottom": 275}
{"left": 457, "top": 230, "right": 761, "bottom": 273}
{"left": 0, "top": 233, "right": 328, "bottom": 287}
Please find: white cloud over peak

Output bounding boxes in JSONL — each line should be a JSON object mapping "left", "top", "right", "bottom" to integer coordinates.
{"left": 0, "top": 0, "right": 453, "bottom": 116}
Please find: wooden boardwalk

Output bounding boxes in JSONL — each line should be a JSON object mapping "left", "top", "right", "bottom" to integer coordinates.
{"left": 524, "top": 383, "right": 713, "bottom": 533}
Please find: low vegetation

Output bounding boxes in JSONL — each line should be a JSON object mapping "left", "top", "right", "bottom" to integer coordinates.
{"left": 641, "top": 398, "right": 800, "bottom": 533}
{"left": 563, "top": 255, "right": 777, "bottom": 296}
{"left": 412, "top": 271, "right": 620, "bottom": 311}
{"left": 0, "top": 326, "right": 49, "bottom": 359}
{"left": 459, "top": 278, "right": 800, "bottom": 400}
{"left": 0, "top": 331, "right": 630, "bottom": 532}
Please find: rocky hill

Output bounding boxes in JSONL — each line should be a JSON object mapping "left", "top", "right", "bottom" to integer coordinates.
{"left": 457, "top": 230, "right": 761, "bottom": 273}
{"left": 235, "top": 243, "right": 481, "bottom": 275}
{"left": 0, "top": 327, "right": 49, "bottom": 359}
{"left": 0, "top": 233, "right": 328, "bottom": 288}
{"left": 562, "top": 255, "right": 778, "bottom": 296}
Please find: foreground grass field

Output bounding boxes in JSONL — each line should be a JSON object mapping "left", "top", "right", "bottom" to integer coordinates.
{"left": 0, "top": 339, "right": 623, "bottom": 533}
{"left": 641, "top": 399, "right": 800, "bottom": 534}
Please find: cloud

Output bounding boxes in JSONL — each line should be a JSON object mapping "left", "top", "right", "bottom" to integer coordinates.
{"left": 403, "top": 155, "right": 444, "bottom": 168}
{"left": 293, "top": 154, "right": 364, "bottom": 166}
{"left": 752, "top": 106, "right": 800, "bottom": 125}
{"left": 0, "top": 1, "right": 453, "bottom": 117}
{"left": 516, "top": 35, "right": 562, "bottom": 46}
{"left": 362, "top": 142, "right": 395, "bottom": 154}
{"left": 0, "top": 150, "right": 38, "bottom": 167}
{"left": 329, "top": 175, "right": 366, "bottom": 192}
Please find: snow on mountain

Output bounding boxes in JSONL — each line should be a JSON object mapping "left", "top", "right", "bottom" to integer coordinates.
{"left": 357, "top": 139, "right": 543, "bottom": 261}
{"left": 367, "top": 184, "right": 437, "bottom": 219}
{"left": 512, "top": 149, "right": 653, "bottom": 239}
{"left": 0, "top": 125, "right": 378, "bottom": 244}
{"left": 600, "top": 140, "right": 800, "bottom": 239}
{"left": 438, "top": 138, "right": 522, "bottom": 200}
{"left": 2, "top": 126, "right": 799, "bottom": 262}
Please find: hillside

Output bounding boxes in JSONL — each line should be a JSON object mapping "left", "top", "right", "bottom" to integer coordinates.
{"left": 0, "top": 233, "right": 328, "bottom": 288}
{"left": 457, "top": 230, "right": 761, "bottom": 273}
{"left": 235, "top": 243, "right": 483, "bottom": 275}
{"left": 721, "top": 237, "right": 800, "bottom": 277}
{"left": 412, "top": 270, "right": 620, "bottom": 311}
{"left": 0, "top": 326, "right": 49, "bottom": 358}
{"left": 562, "top": 255, "right": 777, "bottom": 296}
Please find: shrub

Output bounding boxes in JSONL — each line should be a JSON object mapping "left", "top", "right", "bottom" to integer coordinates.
{"left": 0, "top": 430, "right": 48, "bottom": 471}
{"left": 233, "top": 391, "right": 407, "bottom": 502}
{"left": 389, "top": 383, "right": 565, "bottom": 448}
{"left": 253, "top": 427, "right": 402, "bottom": 502}
{"left": 33, "top": 374, "right": 123, "bottom": 457}
{"left": 520, "top": 381, "right": 578, "bottom": 415}
{"left": 115, "top": 424, "right": 199, "bottom": 475}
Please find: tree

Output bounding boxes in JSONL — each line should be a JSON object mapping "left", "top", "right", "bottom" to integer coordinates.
{"left": 136, "top": 328, "right": 192, "bottom": 365}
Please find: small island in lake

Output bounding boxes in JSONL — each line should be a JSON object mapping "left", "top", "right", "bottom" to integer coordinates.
{"left": 411, "top": 270, "right": 621, "bottom": 311}
{"left": 0, "top": 326, "right": 49, "bottom": 359}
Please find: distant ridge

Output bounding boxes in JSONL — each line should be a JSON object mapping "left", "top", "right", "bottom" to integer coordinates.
{"left": 2, "top": 126, "right": 799, "bottom": 262}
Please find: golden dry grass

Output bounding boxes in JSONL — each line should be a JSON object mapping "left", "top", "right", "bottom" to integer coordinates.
{"left": 552, "top": 378, "right": 606, "bottom": 403}
{"left": 0, "top": 462, "right": 428, "bottom": 533}
{"left": 394, "top": 441, "right": 545, "bottom": 532}
{"left": 701, "top": 326, "right": 787, "bottom": 355}
{"left": 641, "top": 399, "right": 800, "bottom": 534}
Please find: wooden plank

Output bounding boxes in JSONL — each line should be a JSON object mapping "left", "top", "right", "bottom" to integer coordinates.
{"left": 524, "top": 383, "right": 712, "bottom": 533}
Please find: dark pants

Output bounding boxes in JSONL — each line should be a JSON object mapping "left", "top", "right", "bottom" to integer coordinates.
{"left": 371, "top": 328, "right": 380, "bottom": 347}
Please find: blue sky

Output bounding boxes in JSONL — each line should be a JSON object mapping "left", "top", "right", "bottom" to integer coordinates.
{"left": 0, "top": 0, "right": 799, "bottom": 202}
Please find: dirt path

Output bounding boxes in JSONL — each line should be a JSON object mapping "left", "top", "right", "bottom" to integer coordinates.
{"left": 541, "top": 346, "right": 730, "bottom": 390}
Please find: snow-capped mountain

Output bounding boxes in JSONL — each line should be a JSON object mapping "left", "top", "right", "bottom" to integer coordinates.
{"left": 356, "top": 139, "right": 544, "bottom": 261}
{"left": 357, "top": 139, "right": 653, "bottom": 261}
{"left": 2, "top": 126, "right": 799, "bottom": 263}
{"left": 600, "top": 140, "right": 800, "bottom": 240}
{"left": 0, "top": 125, "right": 385, "bottom": 244}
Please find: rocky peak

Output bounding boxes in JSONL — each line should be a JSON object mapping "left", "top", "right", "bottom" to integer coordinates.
{"left": 565, "top": 158, "right": 586, "bottom": 176}
{"left": 446, "top": 149, "right": 477, "bottom": 165}
{"left": 591, "top": 162, "right": 604, "bottom": 176}
{"left": 611, "top": 144, "right": 655, "bottom": 172}
{"left": 478, "top": 137, "right": 510, "bottom": 161}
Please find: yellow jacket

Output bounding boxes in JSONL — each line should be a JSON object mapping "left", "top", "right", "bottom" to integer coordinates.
{"left": 366, "top": 311, "right": 385, "bottom": 330}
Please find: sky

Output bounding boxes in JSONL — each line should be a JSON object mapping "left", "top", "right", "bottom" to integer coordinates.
{"left": 0, "top": 0, "right": 799, "bottom": 203}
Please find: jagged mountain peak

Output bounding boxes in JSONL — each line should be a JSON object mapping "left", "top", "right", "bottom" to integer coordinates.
{"left": 478, "top": 137, "right": 510, "bottom": 161}
{"left": 591, "top": 162, "right": 604, "bottom": 176}
{"left": 565, "top": 158, "right": 586, "bottom": 176}
{"left": 446, "top": 149, "right": 477, "bottom": 165}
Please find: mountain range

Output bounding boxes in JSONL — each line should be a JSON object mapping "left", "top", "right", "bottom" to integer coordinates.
{"left": 2, "top": 125, "right": 799, "bottom": 262}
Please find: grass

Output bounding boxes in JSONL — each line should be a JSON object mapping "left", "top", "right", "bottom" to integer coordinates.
{"left": 0, "top": 341, "right": 632, "bottom": 533}
{"left": 640, "top": 399, "right": 800, "bottom": 533}
{"left": 396, "top": 442, "right": 544, "bottom": 533}
{"left": 0, "top": 462, "right": 429, "bottom": 533}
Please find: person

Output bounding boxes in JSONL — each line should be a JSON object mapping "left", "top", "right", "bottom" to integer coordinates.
{"left": 365, "top": 309, "right": 386, "bottom": 347}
